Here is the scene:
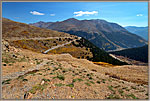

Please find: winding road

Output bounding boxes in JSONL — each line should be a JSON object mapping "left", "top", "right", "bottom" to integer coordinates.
{"left": 109, "top": 54, "right": 124, "bottom": 62}
{"left": 2, "top": 37, "right": 81, "bottom": 81}
{"left": 43, "top": 38, "right": 80, "bottom": 54}
{"left": 7, "top": 37, "right": 72, "bottom": 41}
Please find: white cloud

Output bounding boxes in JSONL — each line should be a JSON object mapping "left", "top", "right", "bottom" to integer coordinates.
{"left": 30, "top": 11, "right": 45, "bottom": 15}
{"left": 74, "top": 11, "right": 98, "bottom": 17}
{"left": 136, "top": 14, "right": 143, "bottom": 16}
{"left": 50, "top": 14, "right": 55, "bottom": 16}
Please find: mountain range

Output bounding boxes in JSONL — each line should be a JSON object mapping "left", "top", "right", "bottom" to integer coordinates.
{"left": 125, "top": 26, "right": 148, "bottom": 40}
{"left": 2, "top": 18, "right": 127, "bottom": 65}
{"left": 30, "top": 18, "right": 147, "bottom": 51}
{"left": 2, "top": 18, "right": 148, "bottom": 99}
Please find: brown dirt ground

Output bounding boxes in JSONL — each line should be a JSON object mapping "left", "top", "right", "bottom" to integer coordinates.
{"left": 2, "top": 46, "right": 149, "bottom": 100}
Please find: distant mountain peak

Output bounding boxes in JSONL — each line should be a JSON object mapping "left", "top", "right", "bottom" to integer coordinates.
{"left": 66, "top": 18, "right": 78, "bottom": 21}
{"left": 38, "top": 21, "right": 45, "bottom": 23}
{"left": 63, "top": 18, "right": 79, "bottom": 22}
{"left": 36, "top": 21, "right": 45, "bottom": 24}
{"left": 30, "top": 18, "right": 147, "bottom": 51}
{"left": 125, "top": 26, "right": 148, "bottom": 28}
{"left": 91, "top": 19, "right": 106, "bottom": 21}
{"left": 125, "top": 26, "right": 148, "bottom": 40}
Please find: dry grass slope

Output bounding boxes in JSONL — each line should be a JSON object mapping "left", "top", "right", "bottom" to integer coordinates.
{"left": 2, "top": 40, "right": 148, "bottom": 99}
{"left": 2, "top": 18, "right": 72, "bottom": 39}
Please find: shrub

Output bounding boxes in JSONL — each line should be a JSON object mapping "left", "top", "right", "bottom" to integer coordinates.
{"left": 107, "top": 94, "right": 120, "bottom": 99}
{"left": 108, "top": 86, "right": 115, "bottom": 92}
{"left": 3, "top": 64, "right": 7, "bottom": 66}
{"left": 62, "top": 69, "right": 68, "bottom": 73}
{"left": 47, "top": 68, "right": 50, "bottom": 70}
{"left": 55, "top": 75, "right": 65, "bottom": 80}
{"left": 102, "top": 79, "right": 106, "bottom": 83}
{"left": 55, "top": 83, "right": 65, "bottom": 87}
{"left": 23, "top": 79, "right": 28, "bottom": 82}
{"left": 131, "top": 86, "right": 136, "bottom": 90}
{"left": 126, "top": 94, "right": 139, "bottom": 99}
{"left": 77, "top": 78, "right": 83, "bottom": 82}
{"left": 89, "top": 81, "right": 95, "bottom": 84}
{"left": 2, "top": 79, "right": 11, "bottom": 85}
{"left": 29, "top": 83, "right": 48, "bottom": 94}
{"left": 8, "top": 64, "right": 13, "bottom": 66}
{"left": 85, "top": 82, "right": 91, "bottom": 86}
{"left": 89, "top": 77, "right": 93, "bottom": 80}
{"left": 72, "top": 78, "right": 83, "bottom": 83}
{"left": 50, "top": 72, "right": 55, "bottom": 75}
{"left": 37, "top": 73, "right": 42, "bottom": 75}
{"left": 118, "top": 89, "right": 124, "bottom": 96}
{"left": 42, "top": 78, "right": 50, "bottom": 82}
{"left": 96, "top": 81, "right": 100, "bottom": 84}
{"left": 72, "top": 79, "right": 77, "bottom": 83}
{"left": 66, "top": 83, "right": 74, "bottom": 87}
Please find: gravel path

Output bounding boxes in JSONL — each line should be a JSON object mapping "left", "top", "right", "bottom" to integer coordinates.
{"left": 109, "top": 54, "right": 124, "bottom": 62}
{"left": 44, "top": 38, "right": 81, "bottom": 54}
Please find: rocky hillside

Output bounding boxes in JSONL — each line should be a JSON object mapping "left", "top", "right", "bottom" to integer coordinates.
{"left": 2, "top": 39, "right": 149, "bottom": 99}
{"left": 30, "top": 18, "right": 147, "bottom": 51}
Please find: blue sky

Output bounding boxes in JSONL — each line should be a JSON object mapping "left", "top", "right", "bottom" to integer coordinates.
{"left": 2, "top": 2, "right": 148, "bottom": 27}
